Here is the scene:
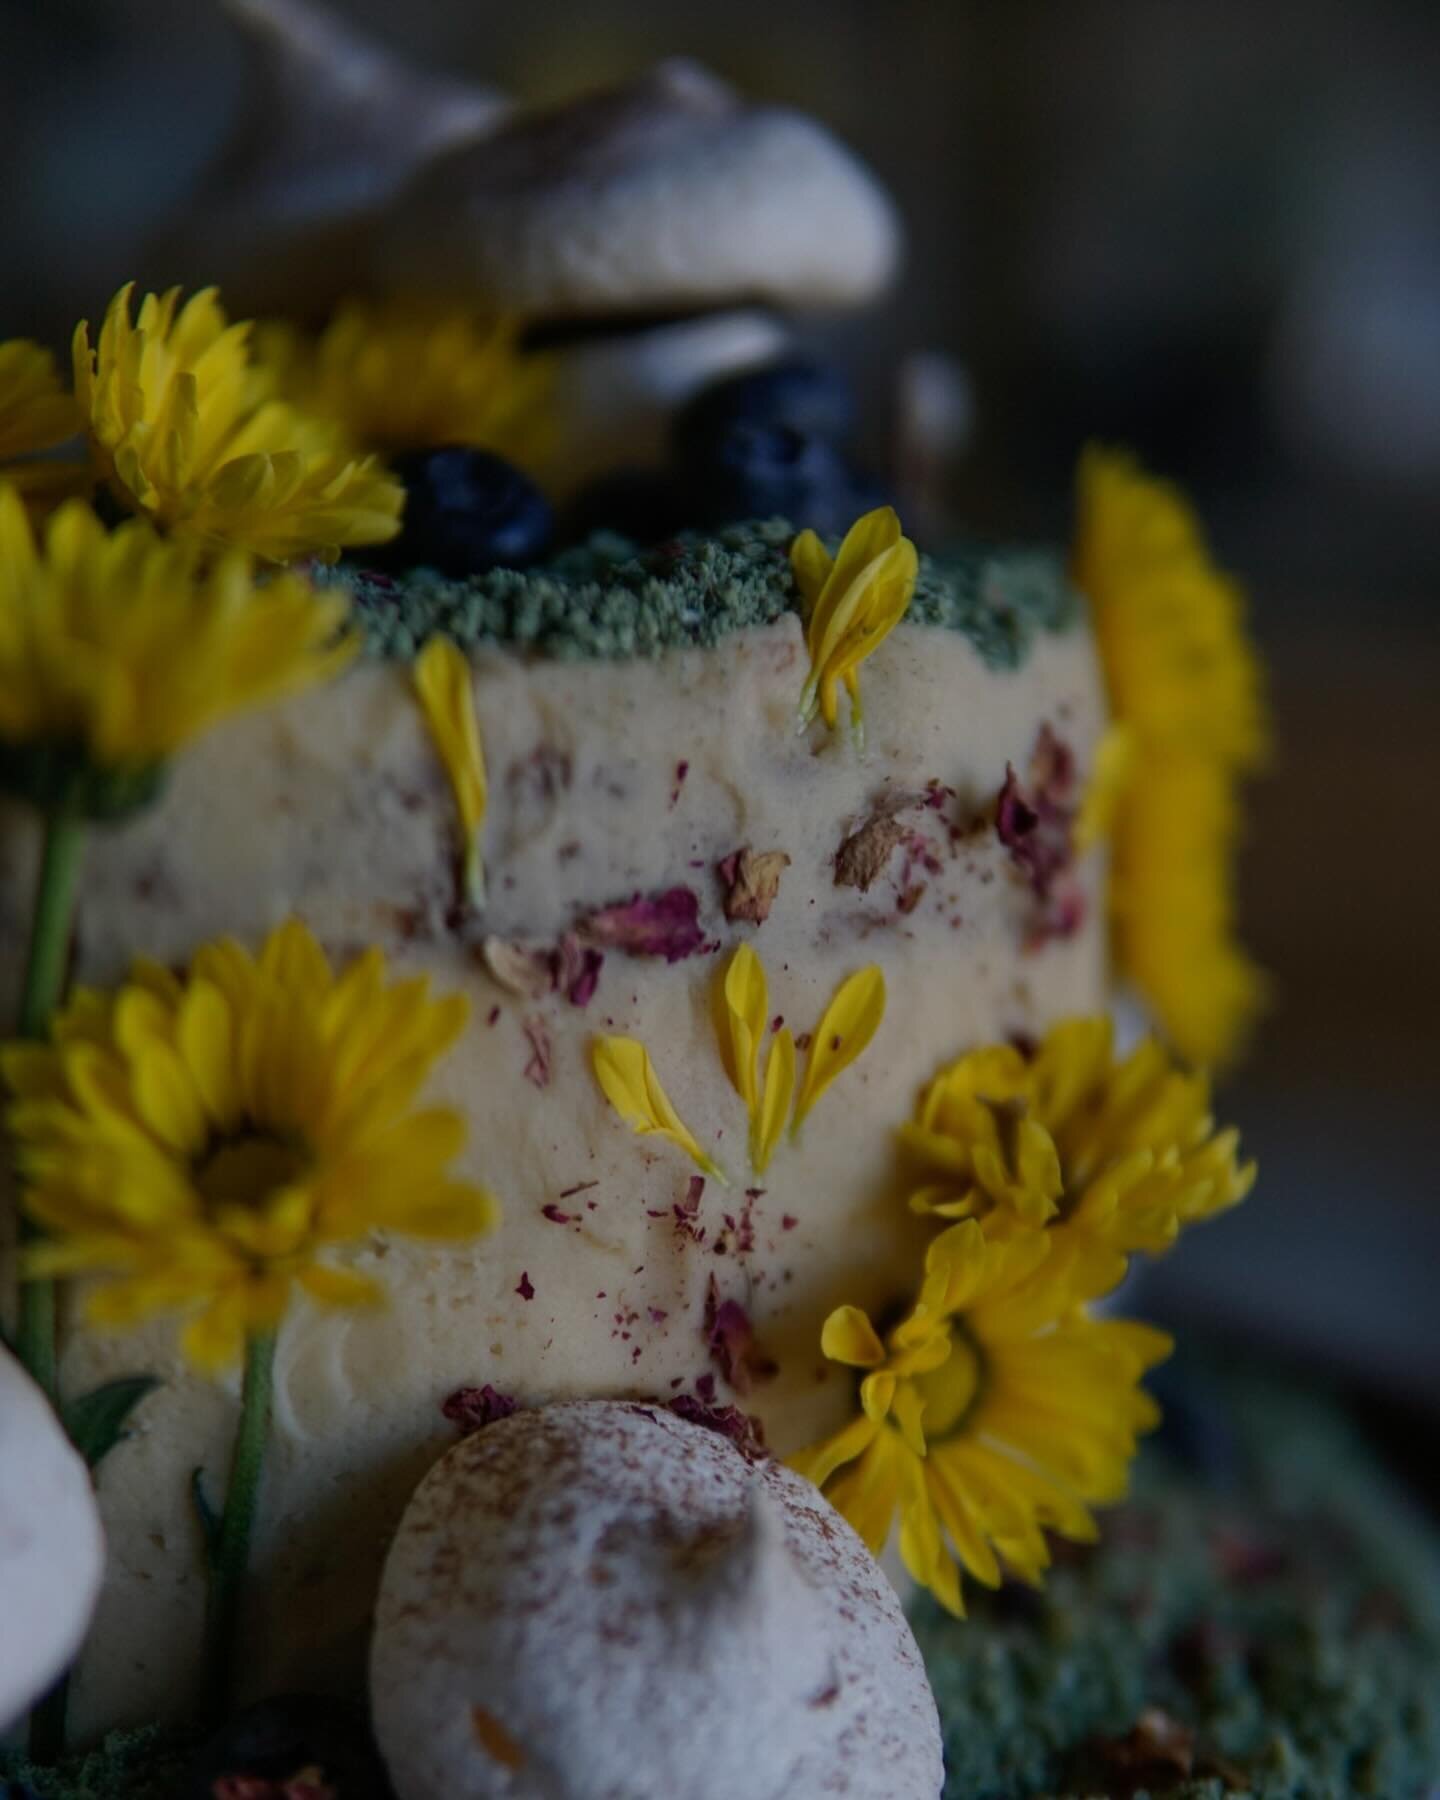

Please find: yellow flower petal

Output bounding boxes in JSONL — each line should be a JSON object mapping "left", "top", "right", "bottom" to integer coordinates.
{"left": 591, "top": 1035, "right": 726, "bottom": 1183}
{"left": 793, "top": 507, "right": 917, "bottom": 747}
{"left": 297, "top": 1263, "right": 385, "bottom": 1309}
{"left": 752, "top": 1026, "right": 795, "bottom": 1174}
{"left": 413, "top": 634, "right": 488, "bottom": 907}
{"left": 820, "top": 1303, "right": 887, "bottom": 1368}
{"left": 718, "top": 944, "right": 767, "bottom": 1115}
{"left": 792, "top": 965, "right": 886, "bottom": 1135}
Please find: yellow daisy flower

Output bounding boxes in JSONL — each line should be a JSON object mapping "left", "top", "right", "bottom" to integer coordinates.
{"left": 900, "top": 1015, "right": 1255, "bottom": 1293}
{"left": 256, "top": 300, "right": 554, "bottom": 469}
{"left": 2, "top": 920, "right": 496, "bottom": 1373}
{"left": 0, "top": 339, "right": 88, "bottom": 514}
{"left": 791, "top": 506, "right": 917, "bottom": 746}
{"left": 0, "top": 485, "right": 356, "bottom": 794}
{"left": 72, "top": 284, "right": 404, "bottom": 563}
{"left": 1072, "top": 446, "right": 1270, "bottom": 1067}
{"left": 790, "top": 1217, "right": 1170, "bottom": 1614}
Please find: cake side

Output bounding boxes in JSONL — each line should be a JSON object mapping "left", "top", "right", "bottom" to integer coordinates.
{"left": 0, "top": 566, "right": 1108, "bottom": 1737}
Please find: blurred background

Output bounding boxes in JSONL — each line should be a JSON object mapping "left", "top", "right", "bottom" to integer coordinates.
{"left": 2, "top": 0, "right": 1436, "bottom": 1423}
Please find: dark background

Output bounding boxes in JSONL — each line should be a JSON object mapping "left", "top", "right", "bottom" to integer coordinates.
{"left": 3, "top": 0, "right": 1436, "bottom": 1412}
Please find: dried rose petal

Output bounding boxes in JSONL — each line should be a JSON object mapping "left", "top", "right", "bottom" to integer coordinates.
{"left": 667, "top": 1394, "right": 771, "bottom": 1463}
{"left": 442, "top": 1385, "right": 520, "bottom": 1433}
{"left": 581, "top": 887, "right": 705, "bottom": 962}
{"left": 703, "top": 1274, "right": 778, "bottom": 1395}
{"left": 522, "top": 1016, "right": 552, "bottom": 1088}
{"left": 481, "top": 935, "right": 554, "bottom": 999}
{"left": 718, "top": 846, "right": 792, "bottom": 924}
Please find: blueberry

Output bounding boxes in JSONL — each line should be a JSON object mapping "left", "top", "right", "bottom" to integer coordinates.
{"left": 183, "top": 1694, "right": 392, "bottom": 1800}
{"left": 682, "top": 420, "right": 889, "bottom": 535}
{"left": 563, "top": 467, "right": 686, "bottom": 547}
{"left": 387, "top": 448, "right": 553, "bottom": 577}
{"left": 671, "top": 359, "right": 856, "bottom": 464}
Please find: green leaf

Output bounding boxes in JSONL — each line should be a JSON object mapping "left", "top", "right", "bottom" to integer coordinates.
{"left": 190, "top": 1467, "right": 220, "bottom": 1566}
{"left": 63, "top": 1376, "right": 161, "bottom": 1470}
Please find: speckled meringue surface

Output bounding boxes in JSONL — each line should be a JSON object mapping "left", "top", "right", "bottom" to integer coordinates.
{"left": 370, "top": 1401, "right": 943, "bottom": 1799}
{"left": 380, "top": 59, "right": 902, "bottom": 318}
{"left": 0, "top": 1345, "right": 105, "bottom": 1734}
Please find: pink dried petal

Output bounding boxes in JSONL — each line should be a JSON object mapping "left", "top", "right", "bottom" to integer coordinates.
{"left": 442, "top": 1384, "right": 520, "bottom": 1433}
{"left": 667, "top": 1394, "right": 771, "bottom": 1463}
{"left": 581, "top": 887, "right": 705, "bottom": 962}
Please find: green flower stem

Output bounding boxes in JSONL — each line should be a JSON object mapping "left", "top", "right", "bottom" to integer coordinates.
{"left": 206, "top": 1327, "right": 278, "bottom": 1719}
{"left": 14, "top": 801, "right": 87, "bottom": 1404}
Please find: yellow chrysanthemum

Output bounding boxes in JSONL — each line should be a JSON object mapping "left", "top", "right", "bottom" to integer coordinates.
{"left": 900, "top": 1015, "right": 1254, "bottom": 1293}
{"left": 72, "top": 284, "right": 404, "bottom": 563}
{"left": 1072, "top": 446, "right": 1270, "bottom": 1067}
{"left": 790, "top": 1217, "right": 1170, "bottom": 1614}
{"left": 791, "top": 506, "right": 917, "bottom": 746}
{"left": 0, "top": 339, "right": 88, "bottom": 514}
{"left": 0, "top": 485, "right": 356, "bottom": 782}
{"left": 2, "top": 920, "right": 496, "bottom": 1372}
{"left": 257, "top": 300, "right": 554, "bottom": 470}
{"left": 592, "top": 1035, "right": 727, "bottom": 1183}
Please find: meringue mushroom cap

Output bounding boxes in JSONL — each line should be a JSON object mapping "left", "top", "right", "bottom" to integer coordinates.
{"left": 0, "top": 1346, "right": 106, "bottom": 1734}
{"left": 370, "top": 1401, "right": 942, "bottom": 1800}
{"left": 147, "top": 0, "right": 509, "bottom": 315}
{"left": 377, "top": 59, "right": 903, "bottom": 319}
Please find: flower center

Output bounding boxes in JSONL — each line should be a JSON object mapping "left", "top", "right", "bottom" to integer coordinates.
{"left": 911, "top": 1329, "right": 984, "bottom": 1440}
{"left": 194, "top": 1133, "right": 308, "bottom": 1214}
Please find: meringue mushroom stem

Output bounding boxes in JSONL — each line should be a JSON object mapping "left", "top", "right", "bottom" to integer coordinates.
{"left": 15, "top": 803, "right": 87, "bottom": 1411}
{"left": 205, "top": 1327, "right": 278, "bottom": 1717}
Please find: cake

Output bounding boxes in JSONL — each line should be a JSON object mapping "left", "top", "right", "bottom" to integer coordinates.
{"left": 2, "top": 7, "right": 1431, "bottom": 1799}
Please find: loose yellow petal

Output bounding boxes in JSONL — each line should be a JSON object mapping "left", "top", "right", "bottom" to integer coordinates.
{"left": 718, "top": 944, "right": 768, "bottom": 1115}
{"left": 414, "top": 634, "right": 488, "bottom": 906}
{"left": 792, "top": 965, "right": 886, "bottom": 1135}
{"left": 752, "top": 1026, "right": 795, "bottom": 1173}
{"left": 792, "top": 507, "right": 917, "bottom": 747}
{"left": 591, "top": 1035, "right": 726, "bottom": 1183}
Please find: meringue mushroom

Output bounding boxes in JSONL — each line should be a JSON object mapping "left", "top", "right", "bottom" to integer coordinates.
{"left": 147, "top": 0, "right": 509, "bottom": 316}
{"left": 377, "top": 58, "right": 903, "bottom": 320}
{"left": 0, "top": 1345, "right": 106, "bottom": 1733}
{"left": 370, "top": 1401, "right": 942, "bottom": 1800}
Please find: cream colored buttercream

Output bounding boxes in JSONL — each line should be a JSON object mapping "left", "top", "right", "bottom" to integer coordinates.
{"left": 0, "top": 613, "right": 1107, "bottom": 1737}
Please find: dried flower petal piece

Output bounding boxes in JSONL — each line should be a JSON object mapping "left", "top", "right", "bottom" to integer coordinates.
{"left": 480, "top": 935, "right": 553, "bottom": 999}
{"left": 717, "top": 846, "right": 791, "bottom": 924}
{"left": 833, "top": 792, "right": 922, "bottom": 892}
{"left": 666, "top": 1394, "right": 769, "bottom": 1463}
{"left": 704, "top": 1275, "right": 777, "bottom": 1394}
{"left": 414, "top": 635, "right": 488, "bottom": 907}
{"left": 753, "top": 1026, "right": 795, "bottom": 1174}
{"left": 442, "top": 1385, "right": 519, "bottom": 1434}
{"left": 592, "top": 1035, "right": 726, "bottom": 1183}
{"left": 792, "top": 965, "right": 886, "bottom": 1136}
{"left": 791, "top": 506, "right": 917, "bottom": 748}
{"left": 581, "top": 886, "right": 704, "bottom": 962}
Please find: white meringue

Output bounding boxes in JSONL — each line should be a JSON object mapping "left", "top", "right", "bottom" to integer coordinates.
{"left": 147, "top": 0, "right": 508, "bottom": 315}
{"left": 0, "top": 1345, "right": 105, "bottom": 1734}
{"left": 370, "top": 1401, "right": 942, "bottom": 1800}
{"left": 378, "top": 58, "right": 902, "bottom": 319}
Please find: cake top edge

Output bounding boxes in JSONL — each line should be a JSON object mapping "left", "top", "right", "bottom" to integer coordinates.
{"left": 322, "top": 517, "right": 1082, "bottom": 669}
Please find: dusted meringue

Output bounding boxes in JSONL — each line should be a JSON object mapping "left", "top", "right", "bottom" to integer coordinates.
{"left": 148, "top": 0, "right": 508, "bottom": 315}
{"left": 370, "top": 1401, "right": 943, "bottom": 1800}
{"left": 0, "top": 1345, "right": 105, "bottom": 1733}
{"left": 378, "top": 59, "right": 902, "bottom": 318}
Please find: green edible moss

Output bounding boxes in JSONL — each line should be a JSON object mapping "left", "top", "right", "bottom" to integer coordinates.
{"left": 318, "top": 518, "right": 1080, "bottom": 670}
{"left": 0, "top": 1722, "right": 198, "bottom": 1800}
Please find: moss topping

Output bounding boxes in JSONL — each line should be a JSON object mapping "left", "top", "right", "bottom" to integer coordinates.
{"left": 0, "top": 1722, "right": 199, "bottom": 1800}
{"left": 914, "top": 1357, "right": 1440, "bottom": 1800}
{"left": 320, "top": 518, "right": 1080, "bottom": 669}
